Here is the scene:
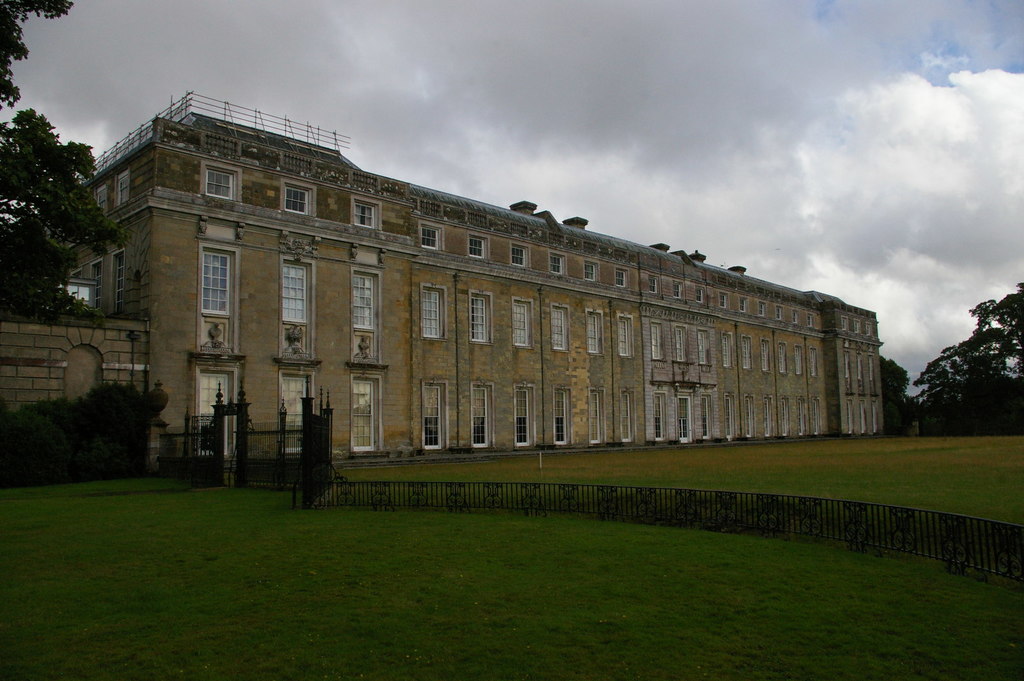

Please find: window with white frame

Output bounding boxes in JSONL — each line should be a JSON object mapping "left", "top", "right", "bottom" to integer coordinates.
{"left": 792, "top": 310, "right": 799, "bottom": 324}
{"left": 94, "top": 184, "right": 107, "bottom": 211}
{"left": 550, "top": 305, "right": 568, "bottom": 351}
{"left": 202, "top": 251, "right": 230, "bottom": 314}
{"left": 471, "top": 385, "right": 490, "bottom": 447}
{"left": 514, "top": 386, "right": 532, "bottom": 446}
{"left": 615, "top": 268, "right": 627, "bottom": 287}
{"left": 553, "top": 389, "right": 569, "bottom": 445}
{"left": 744, "top": 395, "right": 754, "bottom": 438}
{"left": 617, "top": 315, "right": 633, "bottom": 357}
{"left": 116, "top": 170, "right": 130, "bottom": 205}
{"left": 205, "top": 167, "right": 236, "bottom": 199}
{"left": 470, "top": 293, "right": 491, "bottom": 343}
{"left": 739, "top": 297, "right": 748, "bottom": 313}
{"left": 353, "top": 200, "right": 378, "bottom": 228}
{"left": 284, "top": 185, "right": 310, "bottom": 214}
{"left": 422, "top": 384, "right": 444, "bottom": 449}
{"left": 807, "top": 313, "right": 815, "bottom": 328}
{"left": 352, "top": 379, "right": 377, "bottom": 450}
{"left": 721, "top": 332, "right": 732, "bottom": 368}
{"left": 114, "top": 251, "right": 125, "bottom": 313}
{"left": 352, "top": 274, "right": 375, "bottom": 330}
{"left": 420, "top": 225, "right": 440, "bottom": 249}
{"left": 421, "top": 287, "right": 445, "bottom": 339}
{"left": 619, "top": 391, "right": 633, "bottom": 442}
{"left": 653, "top": 393, "right": 666, "bottom": 440}
{"left": 91, "top": 259, "right": 103, "bottom": 310}
{"left": 854, "top": 319, "right": 862, "bottom": 334}
{"left": 511, "top": 299, "right": 532, "bottom": 347}
{"left": 282, "top": 263, "right": 307, "bottom": 323}
{"left": 280, "top": 374, "right": 307, "bottom": 427}
{"left": 724, "top": 394, "right": 735, "bottom": 439}
{"left": 809, "top": 347, "right": 818, "bottom": 376}
{"left": 843, "top": 350, "right": 851, "bottom": 390}
{"left": 841, "top": 316, "right": 849, "bottom": 331}
{"left": 650, "top": 321, "right": 663, "bottom": 360}
{"left": 588, "top": 389, "right": 604, "bottom": 444}
{"left": 468, "top": 235, "right": 487, "bottom": 259}
{"left": 760, "top": 338, "right": 771, "bottom": 371}
{"left": 510, "top": 244, "right": 527, "bottom": 267}
{"left": 780, "top": 398, "right": 790, "bottom": 436}
{"left": 794, "top": 345, "right": 803, "bottom": 375}
{"left": 586, "top": 310, "right": 603, "bottom": 354}
{"left": 778, "top": 342, "right": 787, "bottom": 373}
{"left": 700, "top": 395, "right": 711, "bottom": 439}
{"left": 549, "top": 252, "right": 565, "bottom": 274}
{"left": 740, "top": 336, "right": 752, "bottom": 369}
{"left": 719, "top": 292, "right": 729, "bottom": 308}
{"left": 673, "top": 326, "right": 686, "bottom": 362}
{"left": 775, "top": 305, "right": 783, "bottom": 320}
{"left": 797, "top": 398, "right": 807, "bottom": 435}
{"left": 812, "top": 398, "right": 821, "bottom": 434}
{"left": 757, "top": 301, "right": 767, "bottom": 316}
{"left": 584, "top": 261, "right": 597, "bottom": 281}
{"left": 763, "top": 396, "right": 774, "bottom": 437}
{"left": 695, "top": 286, "right": 705, "bottom": 303}
{"left": 648, "top": 276, "right": 658, "bottom": 294}
{"left": 697, "top": 330, "right": 709, "bottom": 364}
{"left": 198, "top": 371, "right": 232, "bottom": 416}
{"left": 672, "top": 281, "right": 682, "bottom": 298}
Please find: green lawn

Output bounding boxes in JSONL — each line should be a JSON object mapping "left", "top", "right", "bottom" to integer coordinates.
{"left": 2, "top": 438, "right": 1022, "bottom": 680}
{"left": 344, "top": 436, "right": 1024, "bottom": 522}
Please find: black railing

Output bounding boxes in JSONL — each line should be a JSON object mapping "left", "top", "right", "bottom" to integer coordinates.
{"left": 303, "top": 480, "right": 1024, "bottom": 583}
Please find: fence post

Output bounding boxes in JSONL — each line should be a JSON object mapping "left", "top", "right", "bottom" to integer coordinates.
{"left": 234, "top": 385, "right": 249, "bottom": 488}
{"left": 277, "top": 401, "right": 288, "bottom": 489}
{"left": 212, "top": 387, "right": 226, "bottom": 485}
{"left": 300, "top": 379, "right": 314, "bottom": 508}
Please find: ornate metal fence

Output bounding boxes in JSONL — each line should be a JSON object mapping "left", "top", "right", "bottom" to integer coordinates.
{"left": 303, "top": 480, "right": 1024, "bottom": 582}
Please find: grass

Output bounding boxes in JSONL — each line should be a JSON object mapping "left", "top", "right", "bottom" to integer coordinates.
{"left": 343, "top": 436, "right": 1024, "bottom": 522}
{"left": 2, "top": 437, "right": 1022, "bottom": 680}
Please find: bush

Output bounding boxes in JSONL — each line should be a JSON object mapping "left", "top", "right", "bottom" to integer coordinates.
{"left": 0, "top": 408, "right": 72, "bottom": 487}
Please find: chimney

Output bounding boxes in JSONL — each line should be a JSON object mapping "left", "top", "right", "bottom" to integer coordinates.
{"left": 509, "top": 201, "right": 537, "bottom": 215}
{"left": 728, "top": 265, "right": 747, "bottom": 275}
{"left": 649, "top": 243, "right": 670, "bottom": 252}
{"left": 562, "top": 216, "right": 588, "bottom": 229}
{"left": 689, "top": 250, "right": 707, "bottom": 263}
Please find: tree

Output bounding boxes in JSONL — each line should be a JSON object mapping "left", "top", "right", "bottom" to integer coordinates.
{"left": 879, "top": 355, "right": 912, "bottom": 435}
{"left": 0, "top": 1, "right": 73, "bottom": 109}
{"left": 914, "top": 284, "right": 1024, "bottom": 435}
{"left": 0, "top": 1, "right": 126, "bottom": 321}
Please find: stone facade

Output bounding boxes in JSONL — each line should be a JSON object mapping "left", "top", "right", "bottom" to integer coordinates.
{"left": 5, "top": 96, "right": 883, "bottom": 452}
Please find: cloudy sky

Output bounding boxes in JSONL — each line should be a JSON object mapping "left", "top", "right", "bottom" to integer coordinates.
{"left": 9, "top": 0, "right": 1024, "bottom": 388}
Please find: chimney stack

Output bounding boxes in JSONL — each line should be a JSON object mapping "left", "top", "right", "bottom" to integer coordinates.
{"left": 509, "top": 201, "right": 537, "bottom": 215}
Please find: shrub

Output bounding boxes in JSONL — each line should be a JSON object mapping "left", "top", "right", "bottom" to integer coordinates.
{"left": 0, "top": 408, "right": 72, "bottom": 487}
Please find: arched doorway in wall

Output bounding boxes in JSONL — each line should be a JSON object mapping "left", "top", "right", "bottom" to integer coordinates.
{"left": 64, "top": 344, "right": 103, "bottom": 399}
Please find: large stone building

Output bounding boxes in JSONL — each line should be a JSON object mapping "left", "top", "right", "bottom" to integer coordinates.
{"left": 4, "top": 94, "right": 884, "bottom": 453}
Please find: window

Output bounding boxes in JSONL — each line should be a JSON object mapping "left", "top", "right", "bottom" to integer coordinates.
{"left": 280, "top": 375, "right": 306, "bottom": 427}
{"left": 512, "top": 299, "right": 532, "bottom": 347}
{"left": 205, "top": 167, "right": 235, "bottom": 199}
{"left": 778, "top": 342, "right": 787, "bottom": 373}
{"left": 282, "top": 264, "right": 307, "bottom": 323}
{"left": 619, "top": 391, "right": 633, "bottom": 442}
{"left": 672, "top": 281, "right": 682, "bottom": 298}
{"left": 792, "top": 310, "right": 799, "bottom": 324}
{"left": 352, "top": 274, "right": 375, "bottom": 329}
{"left": 116, "top": 170, "right": 130, "bottom": 205}
{"left": 615, "top": 269, "right": 627, "bottom": 288}
{"left": 419, "top": 225, "right": 440, "bottom": 249}
{"left": 719, "top": 292, "right": 729, "bottom": 308}
{"left": 697, "top": 330, "right": 709, "bottom": 364}
{"left": 113, "top": 251, "right": 125, "bottom": 313}
{"left": 854, "top": 319, "right": 862, "bottom": 334}
{"left": 553, "top": 389, "right": 569, "bottom": 445}
{"left": 673, "top": 326, "right": 686, "bottom": 362}
{"left": 763, "top": 396, "right": 774, "bottom": 437}
{"left": 586, "top": 310, "right": 603, "bottom": 354}
{"left": 470, "top": 293, "right": 491, "bottom": 343}
{"left": 841, "top": 316, "right": 849, "bottom": 331}
{"left": 617, "top": 315, "right": 633, "bottom": 357}
{"left": 740, "top": 336, "right": 752, "bottom": 369}
{"left": 721, "top": 332, "right": 732, "bottom": 368}
{"left": 510, "top": 244, "right": 527, "bottom": 267}
{"left": 744, "top": 396, "right": 755, "bottom": 438}
{"left": 352, "top": 379, "right": 376, "bottom": 450}
{"left": 775, "top": 305, "right": 783, "bottom": 320}
{"left": 353, "top": 201, "right": 377, "bottom": 228}
{"left": 514, "top": 387, "right": 532, "bottom": 446}
{"left": 422, "top": 384, "right": 444, "bottom": 449}
{"left": 198, "top": 371, "right": 232, "bottom": 416}
{"left": 724, "top": 394, "right": 735, "bottom": 439}
{"left": 584, "top": 261, "right": 597, "bottom": 281}
{"left": 809, "top": 347, "right": 818, "bottom": 377}
{"left": 202, "top": 252, "right": 230, "bottom": 314}
{"left": 797, "top": 398, "right": 807, "bottom": 435}
{"left": 91, "top": 259, "right": 103, "bottom": 310}
{"left": 471, "top": 385, "right": 490, "bottom": 447}
{"left": 780, "top": 398, "right": 790, "bottom": 436}
{"left": 757, "top": 301, "right": 767, "bottom": 316}
{"left": 588, "top": 390, "right": 604, "bottom": 444}
{"left": 806, "top": 313, "right": 815, "bottom": 328}
{"left": 739, "top": 297, "right": 748, "bottom": 313}
{"left": 695, "top": 287, "right": 705, "bottom": 303}
{"left": 844, "top": 350, "right": 851, "bottom": 390}
{"left": 550, "top": 305, "right": 568, "bottom": 351}
{"left": 653, "top": 393, "right": 666, "bottom": 440}
{"left": 700, "top": 395, "right": 711, "bottom": 440}
{"left": 794, "top": 345, "right": 803, "bottom": 375}
{"left": 677, "top": 396, "right": 691, "bottom": 443}
{"left": 812, "top": 398, "right": 821, "bottom": 434}
{"left": 650, "top": 322, "right": 663, "bottom": 360}
{"left": 549, "top": 253, "right": 565, "bottom": 274}
{"left": 421, "top": 287, "right": 445, "bottom": 338}
{"left": 94, "top": 185, "right": 107, "bottom": 211}
{"left": 866, "top": 322, "right": 874, "bottom": 337}
{"left": 468, "top": 236, "right": 487, "bottom": 258}
{"left": 648, "top": 276, "right": 658, "bottom": 294}
{"left": 284, "top": 185, "right": 310, "bottom": 214}
{"left": 760, "top": 339, "right": 771, "bottom": 371}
